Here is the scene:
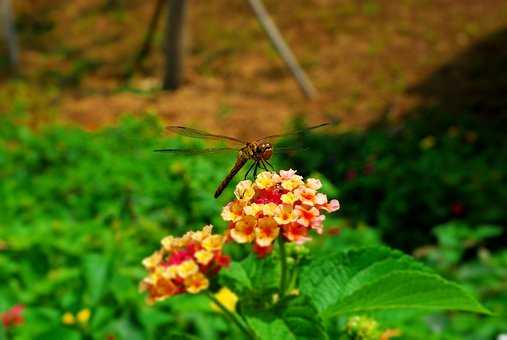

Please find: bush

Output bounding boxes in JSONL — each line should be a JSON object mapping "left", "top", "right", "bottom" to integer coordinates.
{"left": 282, "top": 111, "right": 507, "bottom": 249}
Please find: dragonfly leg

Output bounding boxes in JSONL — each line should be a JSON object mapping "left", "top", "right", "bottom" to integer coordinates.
{"left": 253, "top": 162, "right": 259, "bottom": 178}
{"left": 244, "top": 161, "right": 256, "bottom": 179}
{"left": 260, "top": 160, "right": 269, "bottom": 171}
{"left": 265, "top": 159, "right": 275, "bottom": 171}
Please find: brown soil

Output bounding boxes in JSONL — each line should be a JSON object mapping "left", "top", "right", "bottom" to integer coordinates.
{"left": 3, "top": 0, "right": 507, "bottom": 140}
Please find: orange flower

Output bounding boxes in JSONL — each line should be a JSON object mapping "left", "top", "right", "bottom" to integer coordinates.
{"left": 221, "top": 200, "right": 245, "bottom": 222}
{"left": 255, "top": 217, "right": 279, "bottom": 247}
{"left": 221, "top": 169, "right": 340, "bottom": 252}
{"left": 294, "top": 205, "right": 320, "bottom": 227}
{"left": 283, "top": 223, "right": 310, "bottom": 244}
{"left": 230, "top": 215, "right": 256, "bottom": 243}
{"left": 185, "top": 272, "right": 209, "bottom": 293}
{"left": 140, "top": 225, "right": 230, "bottom": 304}
{"left": 274, "top": 204, "right": 298, "bottom": 225}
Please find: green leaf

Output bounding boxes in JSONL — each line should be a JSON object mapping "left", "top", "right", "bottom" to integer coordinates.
{"left": 246, "top": 297, "right": 327, "bottom": 340}
{"left": 300, "top": 246, "right": 490, "bottom": 317}
{"left": 219, "top": 261, "right": 252, "bottom": 293}
{"left": 300, "top": 246, "right": 429, "bottom": 312}
{"left": 83, "top": 254, "right": 110, "bottom": 305}
{"left": 220, "top": 254, "right": 279, "bottom": 295}
{"left": 37, "top": 327, "right": 81, "bottom": 340}
{"left": 328, "top": 270, "right": 490, "bottom": 316}
{"left": 247, "top": 318, "right": 294, "bottom": 340}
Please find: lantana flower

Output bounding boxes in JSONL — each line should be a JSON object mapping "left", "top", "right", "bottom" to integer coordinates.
{"left": 1, "top": 304, "right": 24, "bottom": 328}
{"left": 222, "top": 169, "right": 340, "bottom": 256}
{"left": 140, "top": 225, "right": 230, "bottom": 303}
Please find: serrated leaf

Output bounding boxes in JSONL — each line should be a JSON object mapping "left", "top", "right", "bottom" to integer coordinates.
{"left": 246, "top": 297, "right": 327, "bottom": 340}
{"left": 327, "top": 270, "right": 490, "bottom": 316}
{"left": 300, "top": 246, "right": 430, "bottom": 312}
{"left": 300, "top": 246, "right": 489, "bottom": 317}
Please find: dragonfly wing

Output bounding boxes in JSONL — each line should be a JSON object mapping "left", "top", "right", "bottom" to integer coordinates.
{"left": 166, "top": 126, "right": 246, "bottom": 145}
{"left": 154, "top": 147, "right": 239, "bottom": 155}
{"left": 255, "top": 122, "right": 336, "bottom": 142}
{"left": 274, "top": 145, "right": 310, "bottom": 153}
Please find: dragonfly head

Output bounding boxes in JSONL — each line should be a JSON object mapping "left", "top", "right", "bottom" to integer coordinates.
{"left": 257, "top": 143, "right": 273, "bottom": 160}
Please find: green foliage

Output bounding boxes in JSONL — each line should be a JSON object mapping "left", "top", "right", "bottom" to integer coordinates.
{"left": 0, "top": 115, "right": 243, "bottom": 339}
{"left": 300, "top": 247, "right": 488, "bottom": 317}
{"left": 220, "top": 254, "right": 279, "bottom": 297}
{"left": 282, "top": 112, "right": 507, "bottom": 249}
{"left": 0, "top": 114, "right": 497, "bottom": 339}
{"left": 246, "top": 297, "right": 327, "bottom": 340}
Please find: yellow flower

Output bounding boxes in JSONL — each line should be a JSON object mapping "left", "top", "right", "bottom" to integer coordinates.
{"left": 142, "top": 251, "right": 162, "bottom": 269}
{"left": 281, "top": 192, "right": 297, "bottom": 205}
{"left": 274, "top": 204, "right": 298, "bottom": 225}
{"left": 262, "top": 203, "right": 278, "bottom": 216}
{"left": 177, "top": 260, "right": 199, "bottom": 278}
{"left": 281, "top": 176, "right": 303, "bottom": 191}
{"left": 211, "top": 287, "right": 238, "bottom": 313}
{"left": 62, "top": 312, "right": 75, "bottom": 325}
{"left": 420, "top": 136, "right": 436, "bottom": 150}
{"left": 243, "top": 203, "right": 263, "bottom": 216}
{"left": 234, "top": 180, "right": 255, "bottom": 201}
{"left": 189, "top": 224, "right": 213, "bottom": 242}
{"left": 255, "top": 171, "right": 279, "bottom": 189}
{"left": 202, "top": 235, "right": 223, "bottom": 251}
{"left": 77, "top": 308, "right": 91, "bottom": 324}
{"left": 185, "top": 272, "right": 209, "bottom": 293}
{"left": 195, "top": 250, "right": 214, "bottom": 265}
{"left": 161, "top": 236, "right": 175, "bottom": 251}
{"left": 161, "top": 266, "right": 178, "bottom": 280}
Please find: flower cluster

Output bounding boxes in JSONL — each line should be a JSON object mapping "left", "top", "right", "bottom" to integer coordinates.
{"left": 1, "top": 304, "right": 24, "bottom": 329}
{"left": 140, "top": 225, "right": 230, "bottom": 303}
{"left": 222, "top": 169, "right": 340, "bottom": 256}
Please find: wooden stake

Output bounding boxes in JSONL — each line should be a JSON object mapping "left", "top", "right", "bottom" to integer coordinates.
{"left": 162, "top": 0, "right": 187, "bottom": 91}
{"left": 248, "top": 0, "right": 318, "bottom": 99}
{"left": 1, "top": 0, "right": 19, "bottom": 70}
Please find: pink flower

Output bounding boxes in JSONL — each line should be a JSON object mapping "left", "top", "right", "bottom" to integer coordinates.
{"left": 320, "top": 199, "right": 340, "bottom": 213}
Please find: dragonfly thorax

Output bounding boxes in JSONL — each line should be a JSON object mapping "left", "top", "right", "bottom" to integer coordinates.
{"left": 242, "top": 142, "right": 273, "bottom": 161}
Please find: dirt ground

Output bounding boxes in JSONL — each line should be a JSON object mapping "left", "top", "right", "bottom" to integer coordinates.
{"left": 3, "top": 0, "right": 507, "bottom": 140}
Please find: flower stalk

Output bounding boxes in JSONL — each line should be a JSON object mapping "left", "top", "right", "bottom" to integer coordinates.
{"left": 205, "top": 291, "right": 256, "bottom": 340}
{"left": 278, "top": 237, "right": 288, "bottom": 299}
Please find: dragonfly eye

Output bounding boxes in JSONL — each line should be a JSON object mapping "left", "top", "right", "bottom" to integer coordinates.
{"left": 262, "top": 147, "right": 273, "bottom": 160}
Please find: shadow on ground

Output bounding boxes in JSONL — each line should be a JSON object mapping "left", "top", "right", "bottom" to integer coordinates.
{"left": 408, "top": 26, "right": 507, "bottom": 120}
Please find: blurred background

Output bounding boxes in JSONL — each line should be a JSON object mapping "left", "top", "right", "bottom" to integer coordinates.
{"left": 0, "top": 0, "right": 506, "bottom": 339}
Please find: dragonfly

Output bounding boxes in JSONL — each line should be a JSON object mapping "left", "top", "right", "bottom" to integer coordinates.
{"left": 155, "top": 123, "right": 332, "bottom": 198}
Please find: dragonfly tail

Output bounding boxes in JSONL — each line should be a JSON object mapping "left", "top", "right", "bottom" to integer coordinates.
{"left": 214, "top": 158, "right": 248, "bottom": 198}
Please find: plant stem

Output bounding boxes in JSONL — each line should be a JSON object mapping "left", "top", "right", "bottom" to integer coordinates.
{"left": 205, "top": 291, "right": 256, "bottom": 339}
{"left": 278, "top": 237, "right": 288, "bottom": 299}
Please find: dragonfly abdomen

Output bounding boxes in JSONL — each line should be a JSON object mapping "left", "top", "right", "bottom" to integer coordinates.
{"left": 214, "top": 156, "right": 248, "bottom": 198}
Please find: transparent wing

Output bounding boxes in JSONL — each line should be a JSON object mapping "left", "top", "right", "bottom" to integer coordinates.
{"left": 166, "top": 126, "right": 246, "bottom": 145}
{"left": 272, "top": 145, "right": 309, "bottom": 157}
{"left": 154, "top": 147, "right": 239, "bottom": 155}
{"left": 256, "top": 122, "right": 334, "bottom": 142}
